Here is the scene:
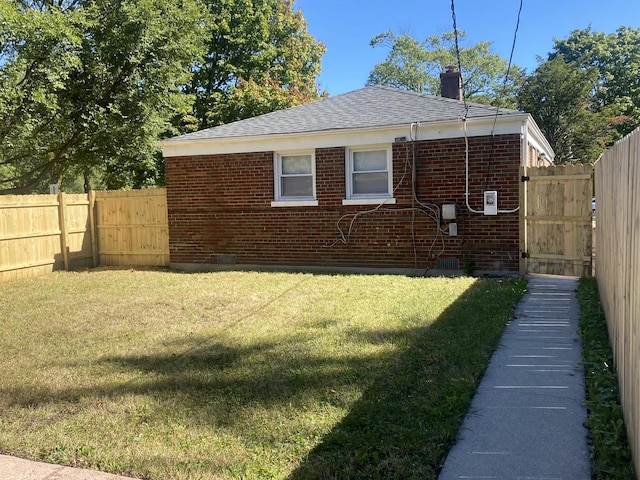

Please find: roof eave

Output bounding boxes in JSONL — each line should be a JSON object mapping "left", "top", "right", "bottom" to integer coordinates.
{"left": 159, "top": 113, "right": 533, "bottom": 158}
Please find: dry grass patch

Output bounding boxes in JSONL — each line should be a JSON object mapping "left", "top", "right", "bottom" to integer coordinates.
{"left": 0, "top": 269, "right": 525, "bottom": 479}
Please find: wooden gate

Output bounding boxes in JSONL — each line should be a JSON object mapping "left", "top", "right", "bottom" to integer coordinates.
{"left": 519, "top": 164, "right": 594, "bottom": 277}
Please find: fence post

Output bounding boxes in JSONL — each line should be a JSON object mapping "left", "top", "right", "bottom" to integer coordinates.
{"left": 57, "top": 192, "right": 69, "bottom": 271}
{"left": 88, "top": 190, "right": 99, "bottom": 267}
{"left": 519, "top": 165, "right": 527, "bottom": 274}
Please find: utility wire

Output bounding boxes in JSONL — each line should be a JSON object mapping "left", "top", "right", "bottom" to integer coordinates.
{"left": 450, "top": 0, "right": 469, "bottom": 117}
{"left": 491, "top": 0, "right": 523, "bottom": 135}
{"left": 493, "top": 0, "right": 523, "bottom": 214}
{"left": 486, "top": 0, "right": 523, "bottom": 199}
{"left": 452, "top": 0, "right": 522, "bottom": 214}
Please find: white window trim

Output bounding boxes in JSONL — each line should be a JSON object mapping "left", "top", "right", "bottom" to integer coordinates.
{"left": 342, "top": 197, "right": 396, "bottom": 206}
{"left": 343, "top": 144, "right": 394, "bottom": 206}
{"left": 271, "top": 199, "right": 319, "bottom": 207}
{"left": 271, "top": 150, "right": 318, "bottom": 207}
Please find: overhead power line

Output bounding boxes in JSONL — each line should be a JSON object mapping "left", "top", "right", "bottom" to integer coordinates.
{"left": 492, "top": 0, "right": 524, "bottom": 135}
{"left": 450, "top": 0, "right": 469, "bottom": 117}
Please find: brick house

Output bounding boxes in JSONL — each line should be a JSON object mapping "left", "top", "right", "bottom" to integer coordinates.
{"left": 160, "top": 84, "right": 553, "bottom": 275}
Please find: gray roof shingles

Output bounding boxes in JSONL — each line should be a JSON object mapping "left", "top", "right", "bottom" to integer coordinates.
{"left": 166, "top": 85, "right": 521, "bottom": 142}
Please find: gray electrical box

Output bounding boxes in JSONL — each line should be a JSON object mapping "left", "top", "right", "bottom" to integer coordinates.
{"left": 442, "top": 204, "right": 456, "bottom": 220}
{"left": 484, "top": 190, "right": 498, "bottom": 215}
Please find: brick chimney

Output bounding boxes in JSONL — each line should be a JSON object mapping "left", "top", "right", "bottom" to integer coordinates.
{"left": 440, "top": 65, "right": 463, "bottom": 101}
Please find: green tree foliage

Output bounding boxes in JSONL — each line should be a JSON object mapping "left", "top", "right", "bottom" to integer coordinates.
{"left": 551, "top": 26, "right": 640, "bottom": 137}
{"left": 367, "top": 30, "right": 522, "bottom": 107}
{"left": 1, "top": 0, "right": 324, "bottom": 193}
{"left": 181, "top": 0, "right": 326, "bottom": 131}
{"left": 517, "top": 55, "right": 614, "bottom": 164}
{"left": 520, "top": 26, "right": 640, "bottom": 164}
{"left": 0, "top": 0, "right": 206, "bottom": 193}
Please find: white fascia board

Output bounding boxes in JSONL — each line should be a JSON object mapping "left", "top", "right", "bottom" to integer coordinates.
{"left": 159, "top": 127, "right": 408, "bottom": 157}
{"left": 159, "top": 115, "right": 531, "bottom": 158}
{"left": 524, "top": 114, "right": 555, "bottom": 161}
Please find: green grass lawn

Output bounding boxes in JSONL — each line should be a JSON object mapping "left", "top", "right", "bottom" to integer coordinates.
{"left": 0, "top": 269, "right": 526, "bottom": 479}
{"left": 577, "top": 278, "right": 636, "bottom": 480}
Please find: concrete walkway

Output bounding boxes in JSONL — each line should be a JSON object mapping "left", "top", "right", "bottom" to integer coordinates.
{"left": 439, "top": 275, "right": 591, "bottom": 479}
{"left": 0, "top": 455, "right": 136, "bottom": 479}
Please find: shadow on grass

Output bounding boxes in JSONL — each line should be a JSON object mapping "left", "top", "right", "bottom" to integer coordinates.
{"left": 287, "top": 278, "right": 526, "bottom": 480}
{"left": 1, "top": 277, "right": 525, "bottom": 479}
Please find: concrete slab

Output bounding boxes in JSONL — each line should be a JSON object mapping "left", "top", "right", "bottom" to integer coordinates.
{"left": 438, "top": 275, "right": 591, "bottom": 480}
{"left": 0, "top": 455, "right": 136, "bottom": 480}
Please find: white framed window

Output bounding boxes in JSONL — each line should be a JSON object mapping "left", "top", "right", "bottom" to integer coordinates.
{"left": 343, "top": 145, "right": 395, "bottom": 205}
{"left": 271, "top": 151, "right": 318, "bottom": 207}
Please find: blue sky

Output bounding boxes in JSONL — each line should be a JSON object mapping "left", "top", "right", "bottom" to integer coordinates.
{"left": 294, "top": 0, "right": 640, "bottom": 96}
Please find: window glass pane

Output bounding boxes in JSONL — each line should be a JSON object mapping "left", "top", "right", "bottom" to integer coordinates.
{"left": 281, "top": 155, "right": 312, "bottom": 174}
{"left": 282, "top": 176, "right": 312, "bottom": 197}
{"left": 353, "top": 172, "right": 388, "bottom": 195}
{"left": 353, "top": 150, "right": 387, "bottom": 172}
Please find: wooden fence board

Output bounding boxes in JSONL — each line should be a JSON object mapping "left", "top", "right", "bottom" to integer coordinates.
{"left": 0, "top": 195, "right": 64, "bottom": 282}
{"left": 64, "top": 194, "right": 95, "bottom": 270}
{"left": 0, "top": 188, "right": 169, "bottom": 281}
{"left": 94, "top": 189, "right": 169, "bottom": 267}
{"left": 595, "top": 127, "right": 640, "bottom": 476}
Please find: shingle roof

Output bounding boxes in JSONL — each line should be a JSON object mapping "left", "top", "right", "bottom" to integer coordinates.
{"left": 165, "top": 85, "right": 521, "bottom": 142}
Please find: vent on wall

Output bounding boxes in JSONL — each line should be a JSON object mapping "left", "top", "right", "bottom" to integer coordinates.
{"left": 217, "top": 254, "right": 237, "bottom": 264}
{"left": 435, "top": 258, "right": 460, "bottom": 270}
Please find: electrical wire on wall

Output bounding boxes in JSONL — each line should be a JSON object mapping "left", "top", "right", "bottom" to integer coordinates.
{"left": 324, "top": 123, "right": 451, "bottom": 267}
{"left": 326, "top": 2, "right": 526, "bottom": 263}
{"left": 409, "top": 123, "right": 455, "bottom": 263}
{"left": 451, "top": 0, "right": 523, "bottom": 215}
{"left": 461, "top": 119, "right": 484, "bottom": 214}
{"left": 451, "top": 0, "right": 482, "bottom": 214}
{"left": 410, "top": 122, "right": 453, "bottom": 236}
{"left": 489, "top": 0, "right": 523, "bottom": 214}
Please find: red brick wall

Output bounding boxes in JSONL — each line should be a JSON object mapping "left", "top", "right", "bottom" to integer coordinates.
{"left": 165, "top": 134, "right": 522, "bottom": 272}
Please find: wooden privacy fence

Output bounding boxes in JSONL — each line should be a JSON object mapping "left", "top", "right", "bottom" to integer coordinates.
{"left": 519, "top": 164, "right": 594, "bottom": 277}
{"left": 595, "top": 127, "right": 640, "bottom": 476}
{"left": 0, "top": 193, "right": 94, "bottom": 282}
{"left": 0, "top": 189, "right": 169, "bottom": 282}
{"left": 95, "top": 189, "right": 169, "bottom": 267}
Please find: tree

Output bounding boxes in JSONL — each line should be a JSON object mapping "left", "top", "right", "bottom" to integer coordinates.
{"left": 0, "top": 0, "right": 207, "bottom": 193}
{"left": 551, "top": 26, "right": 640, "bottom": 136}
{"left": 1, "top": 0, "right": 325, "bottom": 193}
{"left": 367, "top": 30, "right": 522, "bottom": 107}
{"left": 180, "top": 0, "right": 326, "bottom": 131}
{"left": 517, "top": 55, "right": 614, "bottom": 164}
